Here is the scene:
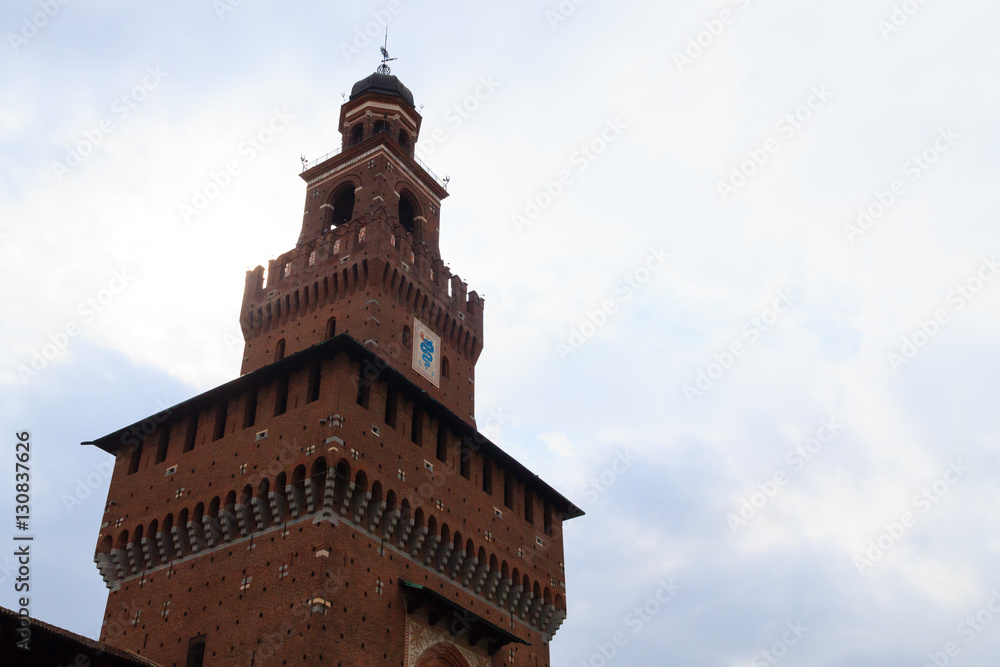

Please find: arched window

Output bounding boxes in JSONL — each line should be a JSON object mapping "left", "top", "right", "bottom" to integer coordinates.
{"left": 441, "top": 356, "right": 450, "bottom": 379}
{"left": 325, "top": 317, "right": 336, "bottom": 339}
{"left": 330, "top": 184, "right": 355, "bottom": 228}
{"left": 373, "top": 119, "right": 389, "bottom": 135}
{"left": 274, "top": 339, "right": 285, "bottom": 361}
{"left": 398, "top": 192, "right": 417, "bottom": 234}
{"left": 398, "top": 130, "right": 411, "bottom": 152}
{"left": 350, "top": 124, "right": 364, "bottom": 146}
{"left": 402, "top": 325, "right": 411, "bottom": 348}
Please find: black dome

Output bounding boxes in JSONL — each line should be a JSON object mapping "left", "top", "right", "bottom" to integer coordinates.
{"left": 350, "top": 73, "right": 414, "bottom": 107}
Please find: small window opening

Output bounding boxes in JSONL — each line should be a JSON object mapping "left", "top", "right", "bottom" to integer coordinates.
{"left": 483, "top": 458, "right": 492, "bottom": 495}
{"left": 331, "top": 185, "right": 355, "bottom": 228}
{"left": 183, "top": 415, "right": 198, "bottom": 453}
{"left": 398, "top": 193, "right": 416, "bottom": 234}
{"left": 410, "top": 408, "right": 423, "bottom": 446}
{"left": 460, "top": 440, "right": 471, "bottom": 479}
{"left": 275, "top": 339, "right": 286, "bottom": 362}
{"left": 274, "top": 374, "right": 289, "bottom": 416}
{"left": 384, "top": 387, "right": 398, "bottom": 428}
{"left": 436, "top": 423, "right": 448, "bottom": 463}
{"left": 127, "top": 443, "right": 142, "bottom": 475}
{"left": 356, "top": 377, "right": 370, "bottom": 409}
{"left": 212, "top": 401, "right": 228, "bottom": 441}
{"left": 243, "top": 387, "right": 258, "bottom": 429}
{"left": 155, "top": 427, "right": 170, "bottom": 464}
{"left": 185, "top": 635, "right": 207, "bottom": 667}
{"left": 504, "top": 470, "right": 514, "bottom": 510}
{"left": 306, "top": 362, "right": 322, "bottom": 403}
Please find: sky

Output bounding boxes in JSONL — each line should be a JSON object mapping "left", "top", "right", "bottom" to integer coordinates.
{"left": 1, "top": 1, "right": 999, "bottom": 665}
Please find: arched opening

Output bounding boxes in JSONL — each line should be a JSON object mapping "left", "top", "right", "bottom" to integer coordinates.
{"left": 398, "top": 191, "right": 417, "bottom": 234}
{"left": 291, "top": 465, "right": 307, "bottom": 514}
{"left": 398, "top": 129, "right": 411, "bottom": 152}
{"left": 147, "top": 520, "right": 160, "bottom": 566}
{"left": 311, "top": 458, "right": 329, "bottom": 510}
{"left": 274, "top": 339, "right": 286, "bottom": 362}
{"left": 414, "top": 642, "right": 471, "bottom": 667}
{"left": 330, "top": 183, "right": 355, "bottom": 228}
{"left": 351, "top": 124, "right": 364, "bottom": 146}
{"left": 116, "top": 530, "right": 129, "bottom": 552}
{"left": 402, "top": 325, "right": 411, "bottom": 349}
{"left": 191, "top": 503, "right": 205, "bottom": 542}
{"left": 441, "top": 356, "right": 449, "bottom": 379}
{"left": 132, "top": 524, "right": 144, "bottom": 561}
{"left": 413, "top": 643, "right": 471, "bottom": 667}
{"left": 334, "top": 459, "right": 352, "bottom": 508}
{"left": 257, "top": 479, "right": 272, "bottom": 528}
{"left": 273, "top": 472, "right": 287, "bottom": 522}
{"left": 167, "top": 511, "right": 180, "bottom": 559}
{"left": 373, "top": 119, "right": 389, "bottom": 136}
{"left": 98, "top": 535, "right": 112, "bottom": 554}
{"left": 325, "top": 317, "right": 337, "bottom": 339}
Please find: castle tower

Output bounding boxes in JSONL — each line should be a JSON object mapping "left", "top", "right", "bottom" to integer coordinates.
{"left": 239, "top": 71, "right": 481, "bottom": 423}
{"left": 86, "top": 70, "right": 583, "bottom": 667}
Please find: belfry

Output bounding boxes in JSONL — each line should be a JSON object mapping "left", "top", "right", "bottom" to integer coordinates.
{"left": 87, "top": 67, "right": 583, "bottom": 666}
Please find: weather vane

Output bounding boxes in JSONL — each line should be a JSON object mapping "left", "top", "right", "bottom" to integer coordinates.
{"left": 377, "top": 26, "right": 396, "bottom": 75}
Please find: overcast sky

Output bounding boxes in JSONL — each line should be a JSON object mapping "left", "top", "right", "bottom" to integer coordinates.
{"left": 2, "top": 1, "right": 1000, "bottom": 665}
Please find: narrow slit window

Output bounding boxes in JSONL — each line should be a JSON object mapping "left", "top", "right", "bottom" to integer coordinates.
{"left": 155, "top": 426, "right": 170, "bottom": 464}
{"left": 274, "top": 375, "right": 289, "bottom": 416}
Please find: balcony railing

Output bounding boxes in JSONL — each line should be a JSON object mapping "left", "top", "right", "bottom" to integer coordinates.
{"left": 301, "top": 132, "right": 448, "bottom": 190}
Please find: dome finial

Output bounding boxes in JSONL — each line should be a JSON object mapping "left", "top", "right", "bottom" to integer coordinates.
{"left": 377, "top": 26, "right": 397, "bottom": 75}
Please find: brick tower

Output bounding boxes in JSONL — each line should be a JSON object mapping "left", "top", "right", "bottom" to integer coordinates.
{"left": 87, "top": 69, "right": 583, "bottom": 667}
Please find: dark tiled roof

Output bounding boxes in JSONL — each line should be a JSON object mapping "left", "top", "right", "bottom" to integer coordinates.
{"left": 350, "top": 72, "right": 415, "bottom": 106}
{"left": 0, "top": 605, "right": 160, "bottom": 666}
